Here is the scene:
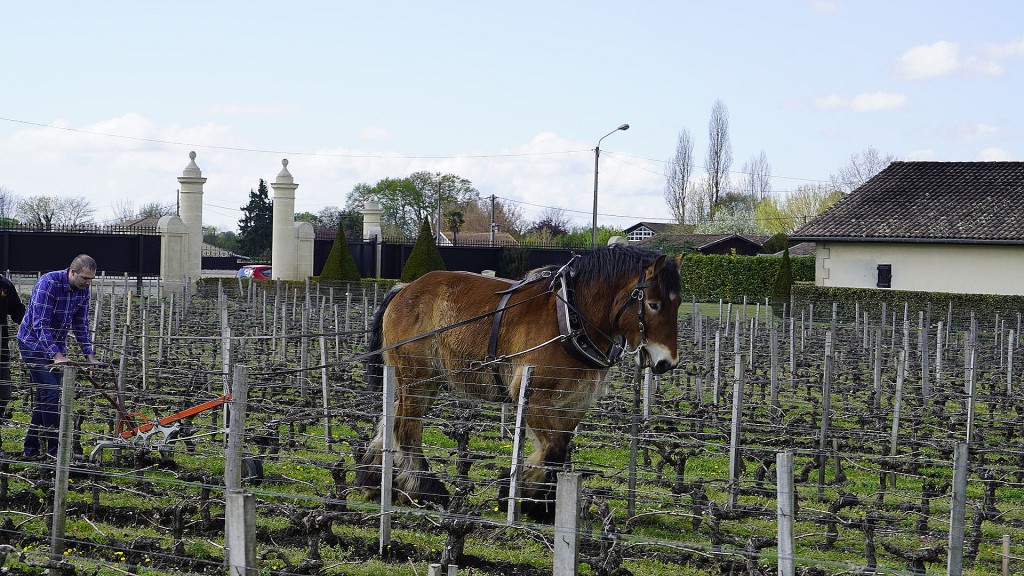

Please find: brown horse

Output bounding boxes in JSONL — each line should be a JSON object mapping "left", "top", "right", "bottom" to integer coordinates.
{"left": 356, "top": 245, "right": 681, "bottom": 520}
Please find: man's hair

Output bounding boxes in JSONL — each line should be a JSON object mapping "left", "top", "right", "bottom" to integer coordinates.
{"left": 70, "top": 254, "right": 97, "bottom": 272}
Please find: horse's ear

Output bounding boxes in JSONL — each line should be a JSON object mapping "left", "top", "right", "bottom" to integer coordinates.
{"left": 645, "top": 254, "right": 668, "bottom": 280}
{"left": 674, "top": 254, "right": 683, "bottom": 270}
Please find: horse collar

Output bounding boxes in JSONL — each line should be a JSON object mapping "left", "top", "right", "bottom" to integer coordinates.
{"left": 553, "top": 263, "right": 626, "bottom": 369}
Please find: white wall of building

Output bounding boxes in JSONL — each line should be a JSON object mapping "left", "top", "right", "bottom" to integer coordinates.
{"left": 816, "top": 242, "right": 1024, "bottom": 295}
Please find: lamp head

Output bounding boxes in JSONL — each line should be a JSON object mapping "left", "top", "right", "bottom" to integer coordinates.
{"left": 618, "top": 124, "right": 630, "bottom": 131}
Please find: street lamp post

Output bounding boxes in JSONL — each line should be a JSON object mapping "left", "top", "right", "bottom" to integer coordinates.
{"left": 592, "top": 123, "right": 630, "bottom": 248}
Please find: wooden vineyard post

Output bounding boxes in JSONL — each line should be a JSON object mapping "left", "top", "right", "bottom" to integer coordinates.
{"left": 49, "top": 365, "right": 77, "bottom": 575}
{"left": 1002, "top": 534, "right": 1011, "bottom": 576}
{"left": 873, "top": 326, "right": 883, "bottom": 411}
{"left": 920, "top": 311, "right": 930, "bottom": 399}
{"left": 225, "top": 366, "right": 256, "bottom": 575}
{"left": 948, "top": 442, "right": 968, "bottom": 576}
{"left": 936, "top": 321, "right": 944, "bottom": 387}
{"left": 776, "top": 450, "right": 795, "bottom": 576}
{"left": 380, "top": 365, "right": 396, "bottom": 556}
{"left": 1008, "top": 329, "right": 1015, "bottom": 395}
{"left": 966, "top": 342, "right": 977, "bottom": 446}
{"left": 817, "top": 332, "right": 833, "bottom": 502}
{"left": 770, "top": 319, "right": 780, "bottom": 411}
{"left": 507, "top": 366, "right": 534, "bottom": 524}
{"left": 319, "top": 308, "right": 332, "bottom": 449}
{"left": 553, "top": 472, "right": 582, "bottom": 576}
{"left": 727, "top": 353, "right": 745, "bottom": 509}
{"left": 713, "top": 330, "right": 722, "bottom": 405}
{"left": 889, "top": 351, "right": 906, "bottom": 489}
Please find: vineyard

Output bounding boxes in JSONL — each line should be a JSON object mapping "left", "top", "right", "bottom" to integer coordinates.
{"left": 2, "top": 277, "right": 1024, "bottom": 575}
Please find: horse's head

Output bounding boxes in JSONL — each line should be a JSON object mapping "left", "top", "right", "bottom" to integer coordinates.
{"left": 574, "top": 246, "right": 681, "bottom": 374}
{"left": 623, "top": 252, "right": 681, "bottom": 374}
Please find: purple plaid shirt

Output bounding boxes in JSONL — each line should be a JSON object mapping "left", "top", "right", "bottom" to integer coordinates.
{"left": 17, "top": 269, "right": 94, "bottom": 358}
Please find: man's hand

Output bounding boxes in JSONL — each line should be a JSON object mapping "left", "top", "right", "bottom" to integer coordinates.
{"left": 51, "top": 352, "right": 70, "bottom": 365}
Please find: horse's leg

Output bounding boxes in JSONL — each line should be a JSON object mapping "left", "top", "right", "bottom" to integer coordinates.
{"left": 392, "top": 367, "right": 450, "bottom": 505}
{"left": 356, "top": 366, "right": 448, "bottom": 505}
{"left": 517, "top": 401, "right": 585, "bottom": 522}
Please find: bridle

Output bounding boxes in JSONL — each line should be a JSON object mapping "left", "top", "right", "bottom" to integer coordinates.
{"left": 551, "top": 255, "right": 656, "bottom": 369}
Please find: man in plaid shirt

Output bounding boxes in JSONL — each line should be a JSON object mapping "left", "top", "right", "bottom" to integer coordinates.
{"left": 18, "top": 254, "right": 100, "bottom": 458}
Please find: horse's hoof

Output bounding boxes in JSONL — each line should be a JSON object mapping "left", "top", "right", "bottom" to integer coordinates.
{"left": 414, "top": 475, "right": 451, "bottom": 506}
{"left": 520, "top": 498, "right": 556, "bottom": 523}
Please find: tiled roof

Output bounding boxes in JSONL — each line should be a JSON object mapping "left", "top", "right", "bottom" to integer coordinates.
{"left": 652, "top": 233, "right": 764, "bottom": 249}
{"left": 625, "top": 221, "right": 677, "bottom": 233}
{"left": 792, "top": 161, "right": 1024, "bottom": 242}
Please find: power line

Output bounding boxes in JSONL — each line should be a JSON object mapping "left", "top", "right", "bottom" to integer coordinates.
{"left": 0, "top": 116, "right": 587, "bottom": 159}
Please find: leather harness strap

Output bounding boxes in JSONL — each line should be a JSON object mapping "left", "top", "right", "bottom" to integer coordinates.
{"left": 486, "top": 269, "right": 555, "bottom": 390}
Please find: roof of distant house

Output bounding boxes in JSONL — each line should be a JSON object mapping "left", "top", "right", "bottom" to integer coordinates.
{"left": 792, "top": 161, "right": 1024, "bottom": 243}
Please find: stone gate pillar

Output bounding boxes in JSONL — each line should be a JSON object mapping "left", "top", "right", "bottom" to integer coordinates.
{"left": 176, "top": 151, "right": 206, "bottom": 284}
{"left": 158, "top": 215, "right": 188, "bottom": 296}
{"left": 271, "top": 159, "right": 300, "bottom": 280}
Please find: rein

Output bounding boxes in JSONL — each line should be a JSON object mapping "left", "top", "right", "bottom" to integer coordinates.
{"left": 551, "top": 256, "right": 654, "bottom": 369}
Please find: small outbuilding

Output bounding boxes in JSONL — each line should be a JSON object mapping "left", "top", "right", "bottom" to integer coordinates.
{"left": 791, "top": 161, "right": 1024, "bottom": 295}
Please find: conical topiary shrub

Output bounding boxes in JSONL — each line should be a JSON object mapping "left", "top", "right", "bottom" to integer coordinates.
{"left": 400, "top": 218, "right": 446, "bottom": 282}
{"left": 770, "top": 247, "right": 794, "bottom": 315}
{"left": 319, "top": 222, "right": 361, "bottom": 281}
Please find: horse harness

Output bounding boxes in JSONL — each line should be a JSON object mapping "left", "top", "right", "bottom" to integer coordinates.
{"left": 483, "top": 256, "right": 657, "bottom": 390}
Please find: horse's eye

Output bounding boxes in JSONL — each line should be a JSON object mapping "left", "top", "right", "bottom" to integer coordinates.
{"left": 647, "top": 301, "right": 661, "bottom": 313}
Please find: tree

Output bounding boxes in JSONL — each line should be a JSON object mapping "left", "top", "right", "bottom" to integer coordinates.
{"left": 444, "top": 209, "right": 465, "bottom": 244}
{"left": 704, "top": 99, "right": 733, "bottom": 211}
{"left": 0, "top": 186, "right": 18, "bottom": 224}
{"left": 462, "top": 195, "right": 525, "bottom": 237}
{"left": 525, "top": 207, "right": 571, "bottom": 238}
{"left": 755, "top": 183, "right": 844, "bottom": 234}
{"left": 741, "top": 150, "right": 772, "bottom": 206}
{"left": 237, "top": 179, "right": 273, "bottom": 259}
{"left": 112, "top": 200, "right": 174, "bottom": 222}
{"left": 318, "top": 221, "right": 361, "bottom": 281}
{"left": 345, "top": 172, "right": 480, "bottom": 238}
{"left": 693, "top": 208, "right": 761, "bottom": 235}
{"left": 400, "top": 218, "right": 446, "bottom": 282}
{"left": 830, "top": 146, "right": 898, "bottom": 193}
{"left": 770, "top": 247, "right": 794, "bottom": 307}
{"left": 665, "top": 128, "right": 694, "bottom": 225}
{"left": 203, "top": 226, "right": 239, "bottom": 253}
{"left": 17, "top": 195, "right": 95, "bottom": 229}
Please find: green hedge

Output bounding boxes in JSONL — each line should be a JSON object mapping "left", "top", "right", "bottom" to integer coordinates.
{"left": 680, "top": 254, "right": 814, "bottom": 302}
{"left": 792, "top": 284, "right": 1024, "bottom": 326}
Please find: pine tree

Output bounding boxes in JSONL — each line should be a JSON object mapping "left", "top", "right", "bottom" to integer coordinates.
{"left": 770, "top": 247, "right": 794, "bottom": 309}
{"left": 238, "top": 179, "right": 274, "bottom": 259}
{"left": 400, "top": 218, "right": 446, "bottom": 282}
{"left": 319, "top": 222, "right": 361, "bottom": 281}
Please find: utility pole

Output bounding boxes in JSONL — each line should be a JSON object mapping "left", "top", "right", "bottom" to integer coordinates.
{"left": 489, "top": 194, "right": 496, "bottom": 246}
{"left": 435, "top": 175, "right": 442, "bottom": 244}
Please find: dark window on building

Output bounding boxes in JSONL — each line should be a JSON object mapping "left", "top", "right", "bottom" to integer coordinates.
{"left": 877, "top": 264, "right": 892, "bottom": 288}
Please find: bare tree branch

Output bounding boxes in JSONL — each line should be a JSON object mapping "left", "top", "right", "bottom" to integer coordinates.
{"left": 704, "top": 99, "right": 733, "bottom": 210}
{"left": 665, "top": 129, "right": 694, "bottom": 225}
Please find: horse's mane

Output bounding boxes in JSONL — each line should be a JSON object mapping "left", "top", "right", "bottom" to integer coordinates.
{"left": 572, "top": 245, "right": 681, "bottom": 296}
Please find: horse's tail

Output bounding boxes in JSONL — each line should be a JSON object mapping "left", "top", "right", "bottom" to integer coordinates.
{"left": 365, "top": 283, "right": 405, "bottom": 393}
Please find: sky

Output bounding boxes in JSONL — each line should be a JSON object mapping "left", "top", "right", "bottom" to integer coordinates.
{"left": 2, "top": 1, "right": 1022, "bottom": 234}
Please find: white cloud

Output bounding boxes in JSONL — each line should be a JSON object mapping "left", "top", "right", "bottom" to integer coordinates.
{"left": 980, "top": 38, "right": 1024, "bottom": 60}
{"left": 814, "top": 92, "right": 905, "bottom": 112}
{"left": 977, "top": 147, "right": 1014, "bottom": 161}
{"left": 896, "top": 41, "right": 960, "bottom": 79}
{"left": 814, "top": 94, "right": 845, "bottom": 110}
{"left": 0, "top": 114, "right": 666, "bottom": 233}
{"left": 850, "top": 92, "right": 906, "bottom": 112}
